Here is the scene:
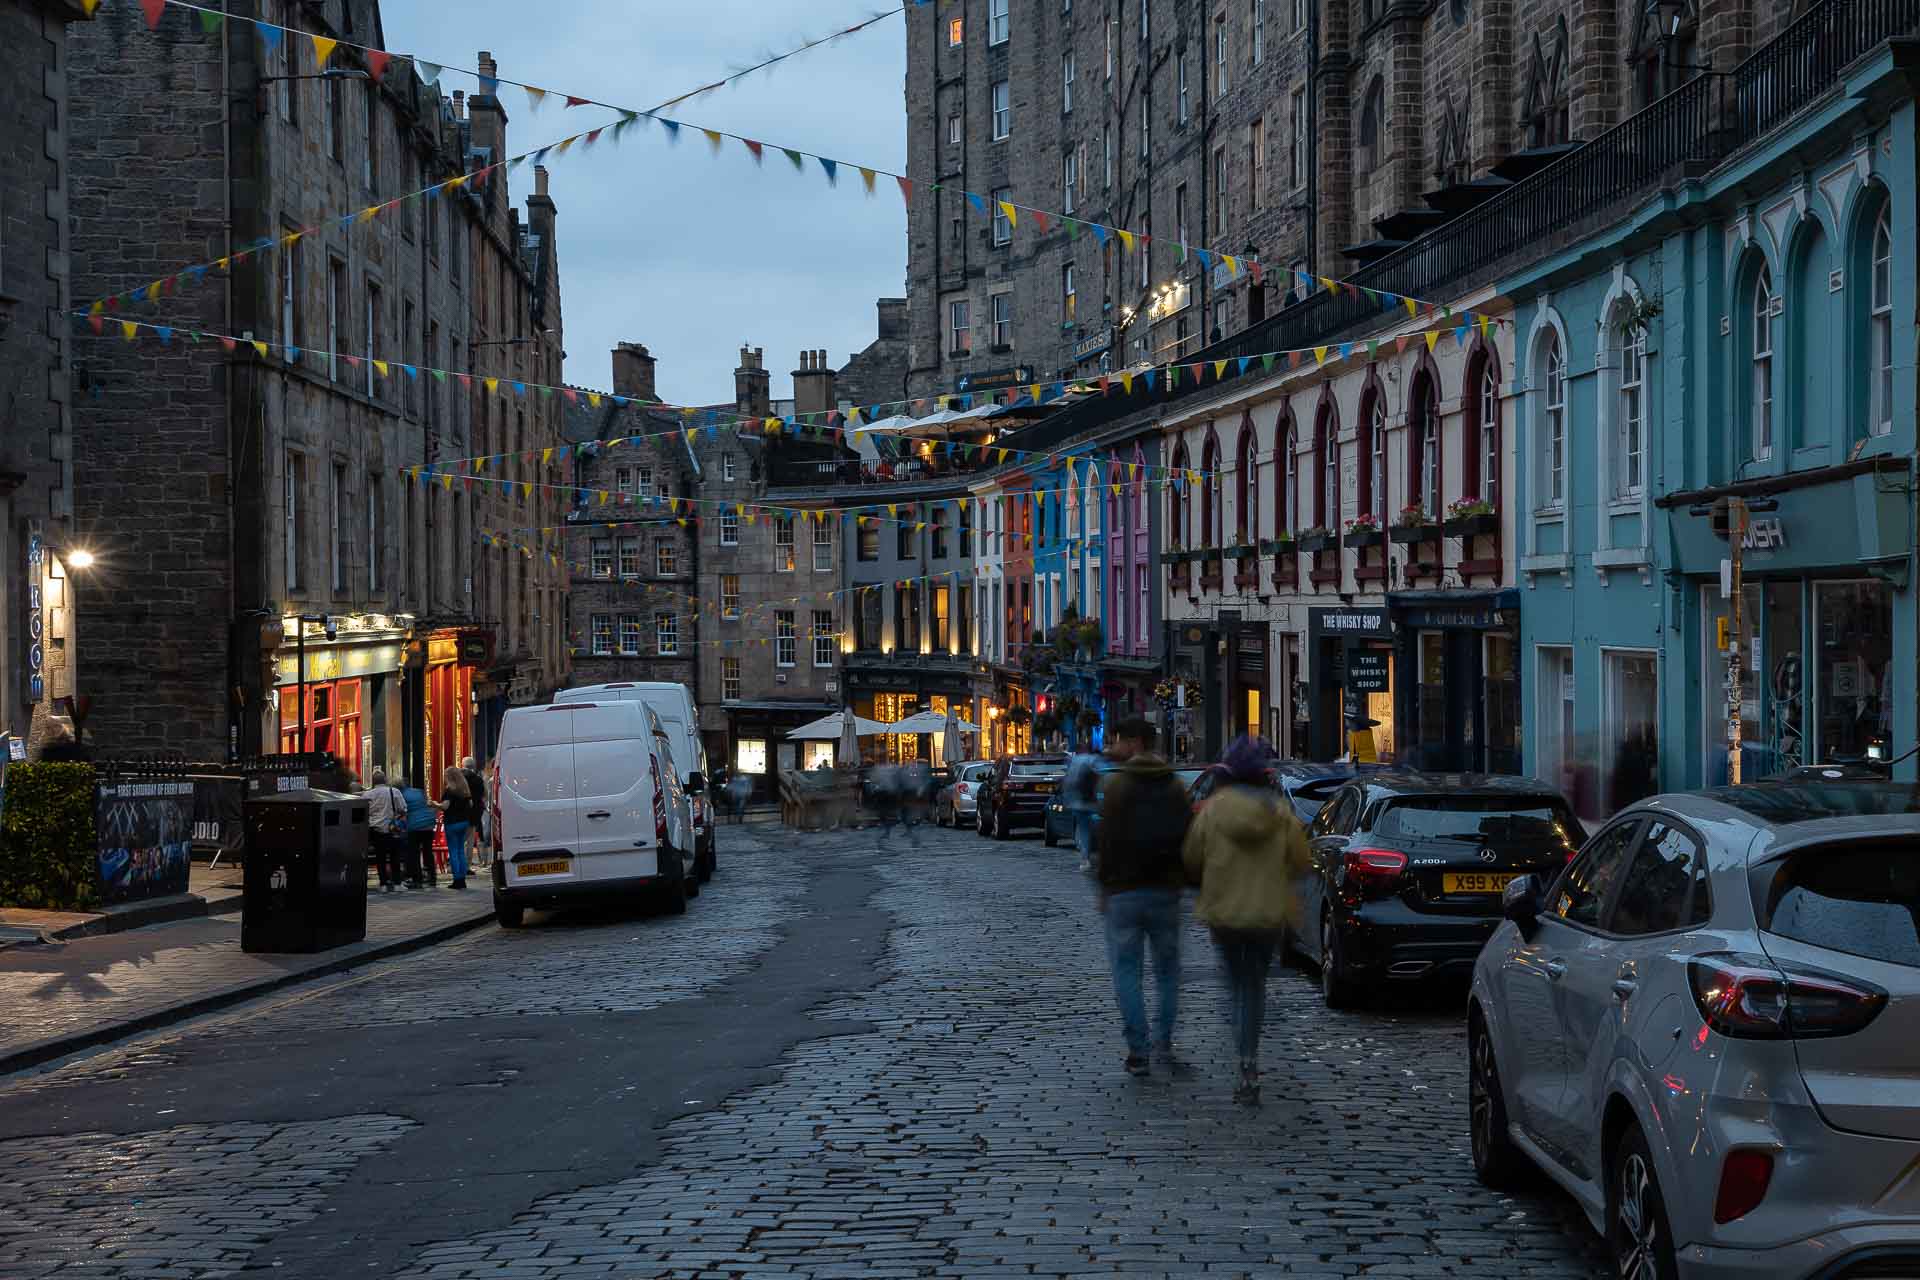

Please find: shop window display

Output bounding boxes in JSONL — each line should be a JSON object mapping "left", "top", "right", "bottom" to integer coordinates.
{"left": 1814, "top": 581, "right": 1893, "bottom": 763}
{"left": 1602, "top": 650, "right": 1659, "bottom": 813}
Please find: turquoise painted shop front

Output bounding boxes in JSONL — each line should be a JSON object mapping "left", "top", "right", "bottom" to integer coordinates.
{"left": 1506, "top": 43, "right": 1917, "bottom": 820}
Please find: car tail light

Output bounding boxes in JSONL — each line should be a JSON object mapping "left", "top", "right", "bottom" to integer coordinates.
{"left": 1688, "top": 954, "right": 1887, "bottom": 1040}
{"left": 649, "top": 754, "right": 668, "bottom": 849}
{"left": 957, "top": 783, "right": 972, "bottom": 800}
{"left": 1342, "top": 847, "right": 1408, "bottom": 896}
{"left": 1713, "top": 1151, "right": 1774, "bottom": 1224}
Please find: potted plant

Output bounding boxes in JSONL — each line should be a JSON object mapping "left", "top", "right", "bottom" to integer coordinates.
{"left": 1344, "top": 512, "right": 1384, "bottom": 549}
{"left": 1443, "top": 496, "right": 1500, "bottom": 538}
{"left": 1033, "top": 709, "right": 1061, "bottom": 742}
{"left": 1296, "top": 525, "right": 1338, "bottom": 554}
{"left": 1005, "top": 703, "right": 1033, "bottom": 728}
{"left": 1390, "top": 503, "right": 1441, "bottom": 544}
{"left": 1073, "top": 618, "right": 1103, "bottom": 657}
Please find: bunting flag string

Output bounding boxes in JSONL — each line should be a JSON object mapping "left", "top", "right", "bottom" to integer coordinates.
{"left": 97, "top": 0, "right": 1493, "bottom": 334}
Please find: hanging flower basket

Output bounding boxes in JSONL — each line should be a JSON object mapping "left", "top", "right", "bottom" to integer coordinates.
{"left": 1297, "top": 527, "right": 1338, "bottom": 554}
{"left": 1443, "top": 499, "right": 1499, "bottom": 538}
{"left": 1390, "top": 506, "right": 1441, "bottom": 544}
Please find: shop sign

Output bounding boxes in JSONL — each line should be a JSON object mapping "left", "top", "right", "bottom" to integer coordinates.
{"left": 1742, "top": 516, "right": 1786, "bottom": 552}
{"left": 1072, "top": 329, "right": 1112, "bottom": 363}
{"left": 1347, "top": 649, "right": 1390, "bottom": 693}
{"left": 24, "top": 532, "right": 43, "bottom": 703}
{"left": 275, "top": 641, "right": 406, "bottom": 684}
{"left": 1310, "top": 607, "right": 1390, "bottom": 639}
{"left": 957, "top": 366, "right": 1034, "bottom": 394}
{"left": 1236, "top": 628, "right": 1267, "bottom": 679}
{"left": 1402, "top": 606, "right": 1499, "bottom": 629}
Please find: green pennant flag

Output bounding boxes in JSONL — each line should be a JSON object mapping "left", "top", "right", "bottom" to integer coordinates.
{"left": 539, "top": 386, "right": 553, "bottom": 397}
{"left": 1169, "top": 365, "right": 1181, "bottom": 387}
{"left": 199, "top": 8, "right": 223, "bottom": 31}
{"left": 1261, "top": 353, "right": 1275, "bottom": 372}
{"left": 431, "top": 369, "right": 447, "bottom": 381}
{"left": 782, "top": 148, "right": 804, "bottom": 171}
{"left": 1367, "top": 339, "right": 1378, "bottom": 360}
{"left": 1064, "top": 218, "right": 1079, "bottom": 239}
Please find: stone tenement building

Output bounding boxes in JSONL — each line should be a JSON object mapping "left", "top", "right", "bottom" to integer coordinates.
{"left": 66, "top": 2, "right": 566, "bottom": 790}
{"left": 0, "top": 0, "right": 89, "bottom": 756}
{"left": 902, "top": 0, "right": 1798, "bottom": 400}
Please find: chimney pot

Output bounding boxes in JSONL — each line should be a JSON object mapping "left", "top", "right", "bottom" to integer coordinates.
{"left": 534, "top": 165, "right": 549, "bottom": 197}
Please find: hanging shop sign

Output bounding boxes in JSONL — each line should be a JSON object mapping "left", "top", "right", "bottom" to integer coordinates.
{"left": 1309, "top": 607, "right": 1390, "bottom": 639}
{"left": 24, "top": 532, "right": 44, "bottom": 703}
{"left": 1346, "top": 649, "right": 1391, "bottom": 694}
{"left": 957, "top": 366, "right": 1035, "bottom": 395}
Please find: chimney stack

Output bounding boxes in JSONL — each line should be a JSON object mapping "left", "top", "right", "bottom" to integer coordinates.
{"left": 611, "top": 342, "right": 656, "bottom": 403}
{"left": 792, "top": 348, "right": 837, "bottom": 418}
{"left": 735, "top": 345, "right": 770, "bottom": 418}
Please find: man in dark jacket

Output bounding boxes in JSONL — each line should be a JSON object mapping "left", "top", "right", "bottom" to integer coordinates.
{"left": 1096, "top": 717, "right": 1193, "bottom": 1077}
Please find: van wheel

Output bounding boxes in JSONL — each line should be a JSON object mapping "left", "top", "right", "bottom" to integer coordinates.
{"left": 684, "top": 861, "right": 700, "bottom": 899}
{"left": 659, "top": 870, "right": 688, "bottom": 916}
{"left": 493, "top": 897, "right": 524, "bottom": 929}
{"left": 697, "top": 845, "right": 715, "bottom": 883}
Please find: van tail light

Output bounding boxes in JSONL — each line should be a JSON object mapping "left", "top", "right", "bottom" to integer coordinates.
{"left": 489, "top": 767, "right": 502, "bottom": 854}
{"left": 649, "top": 754, "right": 668, "bottom": 849}
{"left": 1688, "top": 954, "right": 1887, "bottom": 1040}
{"left": 1341, "top": 847, "right": 1408, "bottom": 897}
{"left": 1714, "top": 1151, "right": 1774, "bottom": 1224}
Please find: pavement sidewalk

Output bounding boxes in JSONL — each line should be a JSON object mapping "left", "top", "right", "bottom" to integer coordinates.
{"left": 0, "top": 880, "right": 495, "bottom": 1076}
{"left": 0, "top": 863, "right": 247, "bottom": 947}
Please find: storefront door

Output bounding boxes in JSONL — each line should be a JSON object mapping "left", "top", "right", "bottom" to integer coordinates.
{"left": 279, "top": 678, "right": 363, "bottom": 779}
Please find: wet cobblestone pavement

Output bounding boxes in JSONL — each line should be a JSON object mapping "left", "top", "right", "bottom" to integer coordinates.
{"left": 0, "top": 823, "right": 1609, "bottom": 1278}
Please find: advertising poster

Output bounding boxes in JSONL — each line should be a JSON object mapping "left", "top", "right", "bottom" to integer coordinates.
{"left": 95, "top": 779, "right": 194, "bottom": 904}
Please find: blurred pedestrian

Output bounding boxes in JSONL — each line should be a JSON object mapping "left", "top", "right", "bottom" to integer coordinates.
{"left": 1062, "top": 744, "right": 1106, "bottom": 873}
{"left": 1182, "top": 735, "right": 1310, "bottom": 1106}
{"left": 1096, "top": 717, "right": 1194, "bottom": 1078}
{"left": 432, "top": 766, "right": 474, "bottom": 890}
{"left": 461, "top": 756, "right": 490, "bottom": 867}
{"left": 400, "top": 777, "right": 436, "bottom": 888}
{"left": 364, "top": 769, "right": 409, "bottom": 894}
{"left": 727, "top": 771, "right": 752, "bottom": 823}
{"left": 902, "top": 760, "right": 931, "bottom": 846}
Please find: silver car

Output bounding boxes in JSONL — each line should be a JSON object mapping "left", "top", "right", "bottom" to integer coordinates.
{"left": 936, "top": 761, "right": 994, "bottom": 827}
{"left": 1467, "top": 780, "right": 1920, "bottom": 1279}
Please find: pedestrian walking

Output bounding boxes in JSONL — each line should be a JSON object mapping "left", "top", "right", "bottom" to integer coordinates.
{"left": 364, "top": 770, "right": 409, "bottom": 893}
{"left": 400, "top": 778, "right": 436, "bottom": 888}
{"left": 1181, "top": 735, "right": 1311, "bottom": 1106}
{"left": 1096, "top": 717, "right": 1194, "bottom": 1078}
{"left": 727, "top": 771, "right": 752, "bottom": 824}
{"left": 432, "top": 766, "right": 475, "bottom": 890}
{"left": 902, "top": 760, "right": 931, "bottom": 846}
{"left": 1062, "top": 746, "right": 1105, "bottom": 873}
{"left": 461, "top": 756, "right": 489, "bottom": 867}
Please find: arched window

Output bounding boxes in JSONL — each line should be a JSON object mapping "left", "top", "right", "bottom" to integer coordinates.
{"left": 1870, "top": 205, "right": 1893, "bottom": 437}
{"left": 1236, "top": 422, "right": 1258, "bottom": 542}
{"left": 1065, "top": 468, "right": 1081, "bottom": 542}
{"left": 1170, "top": 441, "right": 1190, "bottom": 547}
{"left": 1274, "top": 412, "right": 1296, "bottom": 536}
{"left": 1611, "top": 302, "right": 1647, "bottom": 496}
{"left": 1750, "top": 263, "right": 1775, "bottom": 461}
{"left": 1316, "top": 405, "right": 1339, "bottom": 528}
{"left": 1788, "top": 218, "right": 1832, "bottom": 453}
{"left": 1201, "top": 429, "right": 1223, "bottom": 545}
{"left": 1357, "top": 387, "right": 1383, "bottom": 524}
{"left": 1539, "top": 333, "right": 1566, "bottom": 508}
{"left": 1408, "top": 374, "right": 1441, "bottom": 518}
{"left": 1462, "top": 352, "right": 1501, "bottom": 507}
{"left": 1357, "top": 78, "right": 1383, "bottom": 171}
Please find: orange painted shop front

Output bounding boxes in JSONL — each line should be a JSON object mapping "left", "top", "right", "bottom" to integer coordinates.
{"left": 422, "top": 638, "right": 480, "bottom": 800}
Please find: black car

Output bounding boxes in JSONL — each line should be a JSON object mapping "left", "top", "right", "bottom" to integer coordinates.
{"left": 1187, "top": 760, "right": 1389, "bottom": 825}
{"left": 975, "top": 754, "right": 1067, "bottom": 839}
{"left": 1297, "top": 773, "right": 1582, "bottom": 1007}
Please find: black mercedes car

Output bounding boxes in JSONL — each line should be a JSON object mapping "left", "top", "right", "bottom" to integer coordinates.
{"left": 975, "top": 754, "right": 1067, "bottom": 839}
{"left": 1187, "top": 760, "right": 1390, "bottom": 825}
{"left": 1296, "top": 773, "right": 1582, "bottom": 1007}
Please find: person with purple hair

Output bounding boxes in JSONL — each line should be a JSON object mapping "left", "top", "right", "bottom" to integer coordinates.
{"left": 1182, "top": 734, "right": 1311, "bottom": 1105}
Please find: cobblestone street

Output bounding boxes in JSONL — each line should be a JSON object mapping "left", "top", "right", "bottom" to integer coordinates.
{"left": 0, "top": 824, "right": 1608, "bottom": 1278}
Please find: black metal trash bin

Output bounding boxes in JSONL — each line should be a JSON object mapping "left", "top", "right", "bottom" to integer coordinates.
{"left": 242, "top": 788, "right": 370, "bottom": 953}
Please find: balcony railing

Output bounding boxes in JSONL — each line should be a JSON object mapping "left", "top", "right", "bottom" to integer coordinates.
{"left": 1006, "top": 0, "right": 1915, "bottom": 459}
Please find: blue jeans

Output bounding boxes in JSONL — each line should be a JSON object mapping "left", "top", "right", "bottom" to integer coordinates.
{"left": 1104, "top": 888, "right": 1181, "bottom": 1057}
{"left": 1073, "top": 813, "right": 1095, "bottom": 863}
{"left": 1214, "top": 930, "right": 1279, "bottom": 1068}
{"left": 444, "top": 822, "right": 471, "bottom": 882}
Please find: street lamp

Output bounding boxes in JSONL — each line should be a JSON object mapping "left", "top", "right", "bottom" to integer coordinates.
{"left": 66, "top": 549, "right": 95, "bottom": 569}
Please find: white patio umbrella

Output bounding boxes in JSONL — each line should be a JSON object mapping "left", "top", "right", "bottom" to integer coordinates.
{"left": 886, "top": 710, "right": 954, "bottom": 735}
{"left": 838, "top": 712, "right": 860, "bottom": 766}
{"left": 787, "top": 710, "right": 889, "bottom": 740}
{"left": 944, "top": 705, "right": 979, "bottom": 761}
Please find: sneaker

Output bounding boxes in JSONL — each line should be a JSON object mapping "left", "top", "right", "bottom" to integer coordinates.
{"left": 1124, "top": 1054, "right": 1151, "bottom": 1078}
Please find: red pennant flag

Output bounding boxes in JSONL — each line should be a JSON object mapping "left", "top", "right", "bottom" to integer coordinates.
{"left": 744, "top": 139, "right": 764, "bottom": 163}
{"left": 1249, "top": 261, "right": 1265, "bottom": 285}
{"left": 896, "top": 175, "right": 913, "bottom": 205}
{"left": 366, "top": 50, "right": 391, "bottom": 81}
{"left": 1288, "top": 350, "right": 1302, "bottom": 369}
{"left": 219, "top": 335, "right": 235, "bottom": 352}
{"left": 562, "top": 388, "right": 578, "bottom": 404}
{"left": 140, "top": 0, "right": 164, "bottom": 27}
{"left": 1396, "top": 333, "right": 1410, "bottom": 353}
{"left": 456, "top": 373, "right": 471, "bottom": 387}
{"left": 88, "top": 314, "right": 104, "bottom": 335}
{"left": 585, "top": 128, "right": 603, "bottom": 145}
{"left": 1098, "top": 375, "right": 1111, "bottom": 394}
{"left": 1031, "top": 210, "right": 1051, "bottom": 233}
{"left": 565, "top": 95, "right": 592, "bottom": 108}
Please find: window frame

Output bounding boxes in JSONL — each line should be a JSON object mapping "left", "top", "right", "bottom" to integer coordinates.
{"left": 1541, "top": 334, "right": 1567, "bottom": 509}
{"left": 812, "top": 610, "right": 836, "bottom": 668}
{"left": 988, "top": 0, "right": 1010, "bottom": 44}
{"left": 773, "top": 516, "right": 796, "bottom": 572}
{"left": 991, "top": 79, "right": 1011, "bottom": 140}
{"left": 1615, "top": 312, "right": 1648, "bottom": 498}
{"left": 721, "top": 656, "right": 742, "bottom": 702}
{"left": 775, "top": 611, "right": 797, "bottom": 667}
{"left": 991, "top": 186, "right": 1013, "bottom": 244}
{"left": 720, "top": 573, "right": 741, "bottom": 618}
{"left": 1869, "top": 206, "right": 1893, "bottom": 437}
{"left": 949, "top": 298, "right": 972, "bottom": 355}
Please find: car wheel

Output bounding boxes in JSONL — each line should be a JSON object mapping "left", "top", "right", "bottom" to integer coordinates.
{"left": 1320, "top": 911, "right": 1357, "bottom": 1009}
{"left": 1610, "top": 1127, "right": 1678, "bottom": 1280}
{"left": 1469, "top": 1012, "right": 1526, "bottom": 1189}
{"left": 493, "top": 896, "right": 525, "bottom": 929}
{"left": 977, "top": 806, "right": 992, "bottom": 838}
{"left": 994, "top": 807, "right": 1011, "bottom": 840}
{"left": 1044, "top": 821, "right": 1058, "bottom": 847}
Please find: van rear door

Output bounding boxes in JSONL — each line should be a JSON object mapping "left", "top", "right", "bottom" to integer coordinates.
{"left": 499, "top": 706, "right": 581, "bottom": 887}
{"left": 570, "top": 703, "right": 660, "bottom": 884}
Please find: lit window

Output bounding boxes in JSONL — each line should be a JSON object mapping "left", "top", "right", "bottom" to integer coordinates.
{"left": 617, "top": 535, "right": 640, "bottom": 577}
{"left": 774, "top": 517, "right": 796, "bottom": 571}
{"left": 655, "top": 536, "right": 676, "bottom": 576}
{"left": 1063, "top": 263, "right": 1077, "bottom": 324}
{"left": 948, "top": 15, "right": 964, "bottom": 45}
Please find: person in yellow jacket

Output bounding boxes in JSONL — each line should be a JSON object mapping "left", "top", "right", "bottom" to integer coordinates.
{"left": 1181, "top": 735, "right": 1311, "bottom": 1105}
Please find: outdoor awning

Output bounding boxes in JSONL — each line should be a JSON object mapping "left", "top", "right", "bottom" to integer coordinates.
{"left": 787, "top": 710, "right": 891, "bottom": 740}
{"left": 889, "top": 710, "right": 981, "bottom": 734}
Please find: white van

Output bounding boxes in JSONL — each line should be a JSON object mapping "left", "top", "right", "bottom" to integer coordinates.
{"left": 554, "top": 682, "right": 714, "bottom": 881}
{"left": 489, "top": 700, "right": 697, "bottom": 928}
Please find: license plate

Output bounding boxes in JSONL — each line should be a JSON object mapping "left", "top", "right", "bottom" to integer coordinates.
{"left": 1443, "top": 871, "right": 1518, "bottom": 895}
{"left": 517, "top": 859, "right": 571, "bottom": 878}
{"left": 1031, "top": 782, "right": 1055, "bottom": 793}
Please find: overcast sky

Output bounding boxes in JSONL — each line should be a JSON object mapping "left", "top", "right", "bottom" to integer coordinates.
{"left": 380, "top": 2, "right": 908, "bottom": 406}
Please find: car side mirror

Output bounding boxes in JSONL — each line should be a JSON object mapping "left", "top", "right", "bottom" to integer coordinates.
{"left": 686, "top": 771, "right": 707, "bottom": 793}
{"left": 1502, "top": 874, "right": 1541, "bottom": 937}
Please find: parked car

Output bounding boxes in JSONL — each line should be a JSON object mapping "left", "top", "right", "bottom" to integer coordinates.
{"left": 1052, "top": 765, "right": 1205, "bottom": 847}
{"left": 1468, "top": 780, "right": 1920, "bottom": 1279}
{"left": 554, "top": 681, "right": 714, "bottom": 882}
{"left": 936, "top": 761, "right": 994, "bottom": 827}
{"left": 1188, "top": 759, "right": 1389, "bottom": 824}
{"left": 1298, "top": 772, "right": 1582, "bottom": 1005}
{"left": 975, "top": 754, "right": 1067, "bottom": 839}
{"left": 491, "top": 699, "right": 698, "bottom": 927}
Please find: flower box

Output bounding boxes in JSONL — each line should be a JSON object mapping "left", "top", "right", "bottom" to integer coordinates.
{"left": 1389, "top": 522, "right": 1441, "bottom": 545}
{"left": 1227, "top": 544, "right": 1257, "bottom": 561}
{"left": 1297, "top": 531, "right": 1338, "bottom": 554}
{"left": 1199, "top": 547, "right": 1225, "bottom": 563}
{"left": 1258, "top": 538, "right": 1296, "bottom": 556}
{"left": 1344, "top": 528, "right": 1384, "bottom": 550}
{"left": 1443, "top": 512, "right": 1500, "bottom": 539}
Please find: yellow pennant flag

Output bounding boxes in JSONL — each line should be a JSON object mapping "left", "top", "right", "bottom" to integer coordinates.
{"left": 1320, "top": 277, "right": 1338, "bottom": 294}
{"left": 1121, "top": 371, "right": 1134, "bottom": 393}
{"left": 1112, "top": 483, "right": 1121, "bottom": 496}
{"left": 1117, "top": 230, "right": 1135, "bottom": 253}
{"left": 996, "top": 448, "right": 1009, "bottom": 463}
{"left": 1404, "top": 296, "right": 1418, "bottom": 318}
{"left": 1223, "top": 254, "right": 1238, "bottom": 276}
{"left": 1213, "top": 360, "right": 1228, "bottom": 380}
{"left": 484, "top": 377, "right": 499, "bottom": 395}
{"left": 1128, "top": 462, "right": 1139, "bottom": 481}
{"left": 446, "top": 175, "right": 468, "bottom": 191}
{"left": 119, "top": 320, "right": 138, "bottom": 340}
{"left": 1425, "top": 330, "right": 1440, "bottom": 353}
{"left": 1314, "top": 346, "right": 1329, "bottom": 365}
{"left": 1028, "top": 384, "right": 1042, "bottom": 402}
{"left": 702, "top": 128, "right": 723, "bottom": 153}
{"left": 597, "top": 490, "right": 609, "bottom": 506}
{"left": 587, "top": 393, "right": 601, "bottom": 407}
{"left": 311, "top": 35, "right": 337, "bottom": 67}
{"left": 887, "top": 504, "right": 898, "bottom": 518}
{"left": 998, "top": 200, "right": 1018, "bottom": 228}
{"left": 217, "top": 257, "right": 230, "bottom": 271}
{"left": 252, "top": 340, "right": 269, "bottom": 358}
{"left": 357, "top": 206, "right": 379, "bottom": 223}
{"left": 859, "top": 167, "right": 877, "bottom": 194}
{"left": 541, "top": 447, "right": 554, "bottom": 464}
{"left": 1479, "top": 315, "right": 1492, "bottom": 337}
{"left": 284, "top": 230, "right": 302, "bottom": 246}
{"left": 373, "top": 359, "right": 389, "bottom": 376}
{"left": 1187, "top": 470, "right": 1200, "bottom": 486}
{"left": 554, "top": 135, "right": 576, "bottom": 155}
{"left": 520, "top": 482, "right": 532, "bottom": 498}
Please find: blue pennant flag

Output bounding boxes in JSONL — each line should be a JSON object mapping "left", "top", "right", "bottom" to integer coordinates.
{"left": 1238, "top": 356, "right": 1252, "bottom": 374}
{"left": 403, "top": 364, "right": 419, "bottom": 379}
{"left": 1195, "top": 249, "right": 1214, "bottom": 270}
{"left": 1144, "top": 369, "right": 1157, "bottom": 390}
{"left": 156, "top": 326, "right": 173, "bottom": 344}
{"left": 966, "top": 191, "right": 986, "bottom": 215}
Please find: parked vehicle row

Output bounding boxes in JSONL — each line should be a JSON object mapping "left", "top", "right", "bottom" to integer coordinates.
{"left": 491, "top": 682, "right": 716, "bottom": 929}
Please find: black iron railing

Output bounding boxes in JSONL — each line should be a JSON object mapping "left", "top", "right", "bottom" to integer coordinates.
{"left": 1007, "top": 0, "right": 1915, "bottom": 458}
